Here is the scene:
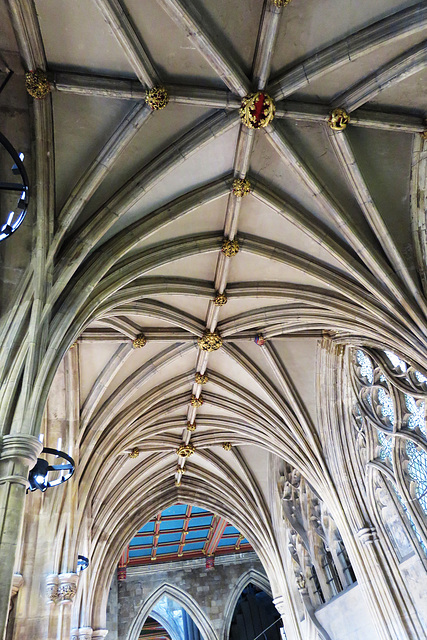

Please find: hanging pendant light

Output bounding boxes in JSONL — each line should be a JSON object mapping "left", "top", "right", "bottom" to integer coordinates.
{"left": 27, "top": 447, "right": 75, "bottom": 493}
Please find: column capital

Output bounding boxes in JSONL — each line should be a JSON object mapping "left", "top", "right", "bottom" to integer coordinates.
{"left": 0, "top": 434, "right": 42, "bottom": 465}
{"left": 0, "top": 434, "right": 43, "bottom": 487}
{"left": 58, "top": 572, "right": 78, "bottom": 604}
{"left": 92, "top": 630, "right": 108, "bottom": 640}
{"left": 357, "top": 526, "right": 379, "bottom": 545}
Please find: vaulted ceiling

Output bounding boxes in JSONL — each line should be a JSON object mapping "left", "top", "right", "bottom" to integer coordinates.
{"left": 1, "top": 0, "right": 427, "bottom": 588}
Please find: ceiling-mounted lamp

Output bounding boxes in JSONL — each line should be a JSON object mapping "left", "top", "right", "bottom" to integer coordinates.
{"left": 27, "top": 447, "right": 75, "bottom": 493}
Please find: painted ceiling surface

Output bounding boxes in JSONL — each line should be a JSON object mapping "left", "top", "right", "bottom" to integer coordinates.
{"left": 125, "top": 504, "right": 251, "bottom": 566}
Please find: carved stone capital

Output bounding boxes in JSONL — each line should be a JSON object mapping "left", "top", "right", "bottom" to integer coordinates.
{"left": 58, "top": 572, "right": 78, "bottom": 603}
{"left": 357, "top": 526, "right": 379, "bottom": 545}
{"left": 78, "top": 627, "right": 93, "bottom": 640}
{"left": 92, "top": 630, "right": 108, "bottom": 640}
{"left": 46, "top": 574, "right": 59, "bottom": 604}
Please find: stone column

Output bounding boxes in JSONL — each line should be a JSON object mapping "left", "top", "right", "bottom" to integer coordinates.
{"left": 0, "top": 434, "right": 42, "bottom": 640}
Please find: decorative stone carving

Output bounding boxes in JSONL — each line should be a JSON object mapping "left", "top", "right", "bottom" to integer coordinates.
{"left": 222, "top": 443, "right": 232, "bottom": 451}
{"left": 222, "top": 238, "right": 239, "bottom": 257}
{"left": 92, "top": 630, "right": 108, "bottom": 640}
{"left": 255, "top": 334, "right": 266, "bottom": 346}
{"left": 187, "top": 421, "right": 197, "bottom": 431}
{"left": 195, "top": 372, "right": 208, "bottom": 384}
{"left": 78, "top": 628, "right": 93, "bottom": 640}
{"left": 177, "top": 443, "right": 195, "bottom": 458}
{"left": 58, "top": 573, "right": 78, "bottom": 603}
{"left": 232, "top": 178, "right": 251, "bottom": 197}
{"left": 328, "top": 108, "right": 350, "bottom": 131}
{"left": 128, "top": 447, "right": 140, "bottom": 458}
{"left": 46, "top": 574, "right": 59, "bottom": 604}
{"left": 213, "top": 292, "right": 227, "bottom": 306}
{"left": 132, "top": 333, "right": 147, "bottom": 348}
{"left": 240, "top": 92, "right": 275, "bottom": 129}
{"left": 272, "top": 0, "right": 291, "bottom": 5}
{"left": 197, "top": 331, "right": 222, "bottom": 351}
{"left": 145, "top": 86, "right": 169, "bottom": 110}
{"left": 190, "top": 394, "right": 203, "bottom": 407}
{"left": 25, "top": 69, "right": 51, "bottom": 98}
{"left": 357, "top": 526, "right": 379, "bottom": 545}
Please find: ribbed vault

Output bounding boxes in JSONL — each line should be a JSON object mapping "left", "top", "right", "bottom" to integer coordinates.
{"left": 1, "top": 1, "right": 427, "bottom": 639}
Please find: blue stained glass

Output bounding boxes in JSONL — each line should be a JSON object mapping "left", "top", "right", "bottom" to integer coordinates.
{"left": 384, "top": 351, "right": 407, "bottom": 372}
{"left": 406, "top": 441, "right": 427, "bottom": 516}
{"left": 377, "top": 430, "right": 393, "bottom": 463}
{"left": 415, "top": 370, "right": 427, "bottom": 384}
{"left": 377, "top": 387, "right": 395, "bottom": 426}
{"left": 356, "top": 350, "right": 374, "bottom": 384}
{"left": 405, "top": 395, "right": 426, "bottom": 437}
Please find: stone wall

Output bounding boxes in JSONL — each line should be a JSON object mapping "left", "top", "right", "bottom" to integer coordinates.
{"left": 107, "top": 553, "right": 268, "bottom": 640}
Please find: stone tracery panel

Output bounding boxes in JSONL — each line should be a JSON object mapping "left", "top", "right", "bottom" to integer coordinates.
{"left": 279, "top": 463, "right": 356, "bottom": 610}
{"left": 352, "top": 348, "right": 427, "bottom": 556}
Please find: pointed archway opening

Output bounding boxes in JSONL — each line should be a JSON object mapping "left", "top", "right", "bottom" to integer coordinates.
{"left": 108, "top": 502, "right": 276, "bottom": 640}
{"left": 229, "top": 584, "right": 283, "bottom": 640}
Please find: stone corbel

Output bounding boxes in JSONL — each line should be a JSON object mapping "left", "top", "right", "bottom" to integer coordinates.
{"left": 357, "top": 526, "right": 379, "bottom": 545}
{"left": 9, "top": 574, "right": 23, "bottom": 611}
{"left": 58, "top": 572, "right": 78, "bottom": 604}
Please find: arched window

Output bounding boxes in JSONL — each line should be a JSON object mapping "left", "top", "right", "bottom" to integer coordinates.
{"left": 352, "top": 348, "right": 427, "bottom": 557}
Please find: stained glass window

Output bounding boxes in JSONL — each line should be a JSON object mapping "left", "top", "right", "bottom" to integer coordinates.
{"left": 377, "top": 387, "right": 395, "bottom": 426}
{"left": 377, "top": 430, "right": 392, "bottom": 464}
{"left": 405, "top": 395, "right": 426, "bottom": 436}
{"left": 356, "top": 349, "right": 373, "bottom": 383}
{"left": 384, "top": 351, "right": 407, "bottom": 372}
{"left": 354, "top": 348, "right": 427, "bottom": 557}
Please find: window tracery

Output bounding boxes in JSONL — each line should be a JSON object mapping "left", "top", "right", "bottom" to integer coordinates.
{"left": 279, "top": 464, "right": 356, "bottom": 609}
{"left": 352, "top": 348, "right": 427, "bottom": 557}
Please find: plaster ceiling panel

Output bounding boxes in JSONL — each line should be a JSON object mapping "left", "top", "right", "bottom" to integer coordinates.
{"left": 76, "top": 104, "right": 215, "bottom": 226}
{"left": 227, "top": 252, "right": 342, "bottom": 290}
{"left": 203, "top": 347, "right": 275, "bottom": 408}
{"left": 93, "top": 340, "right": 193, "bottom": 407}
{"left": 370, "top": 68, "right": 427, "bottom": 113}
{"left": 270, "top": 0, "right": 423, "bottom": 75}
{"left": 234, "top": 445, "right": 271, "bottom": 503}
{"left": 78, "top": 340, "right": 123, "bottom": 404}
{"left": 123, "top": 0, "right": 224, "bottom": 85}
{"left": 136, "top": 249, "right": 218, "bottom": 281}
{"left": 269, "top": 337, "right": 320, "bottom": 424}
{"left": 249, "top": 126, "right": 371, "bottom": 246}
{"left": 132, "top": 194, "right": 227, "bottom": 248}
{"left": 52, "top": 92, "right": 133, "bottom": 210}
{"left": 238, "top": 197, "right": 352, "bottom": 273}
{"left": 94, "top": 123, "right": 240, "bottom": 247}
{"left": 286, "top": 31, "right": 427, "bottom": 104}
{"left": 149, "top": 294, "right": 209, "bottom": 323}
{"left": 35, "top": 0, "right": 134, "bottom": 74}
{"left": 195, "top": 0, "right": 262, "bottom": 75}
{"left": 345, "top": 126, "right": 414, "bottom": 270}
